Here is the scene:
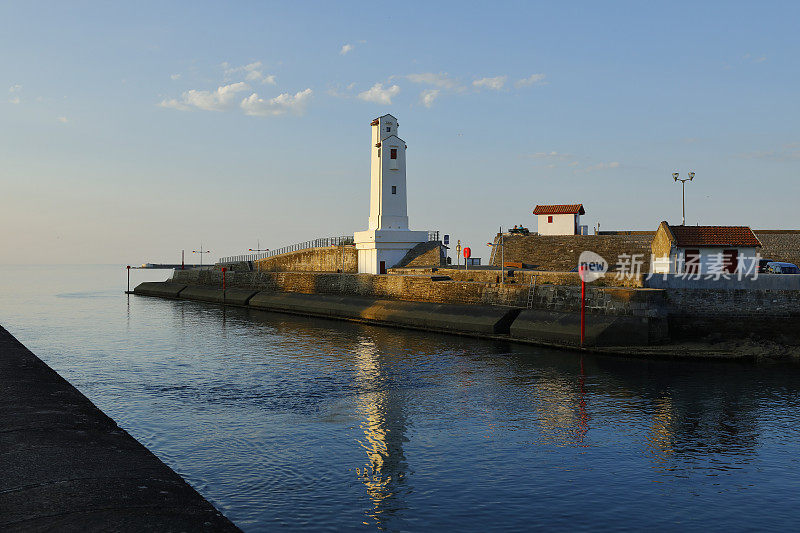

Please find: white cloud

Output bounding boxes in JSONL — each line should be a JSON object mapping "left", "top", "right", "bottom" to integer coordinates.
{"left": 527, "top": 151, "right": 573, "bottom": 161}
{"left": 742, "top": 53, "right": 767, "bottom": 63}
{"left": 241, "top": 88, "right": 313, "bottom": 116}
{"left": 224, "top": 62, "right": 276, "bottom": 84}
{"left": 515, "top": 73, "right": 546, "bottom": 88}
{"left": 406, "top": 72, "right": 458, "bottom": 89}
{"left": 8, "top": 85, "right": 21, "bottom": 104}
{"left": 340, "top": 43, "right": 354, "bottom": 55}
{"left": 420, "top": 89, "right": 440, "bottom": 108}
{"left": 57, "top": 116, "right": 68, "bottom": 123}
{"left": 160, "top": 82, "right": 249, "bottom": 111}
{"left": 579, "top": 161, "right": 620, "bottom": 173}
{"left": 473, "top": 76, "right": 507, "bottom": 90}
{"left": 358, "top": 83, "right": 400, "bottom": 104}
{"left": 170, "top": 73, "right": 181, "bottom": 80}
{"left": 740, "top": 143, "right": 800, "bottom": 161}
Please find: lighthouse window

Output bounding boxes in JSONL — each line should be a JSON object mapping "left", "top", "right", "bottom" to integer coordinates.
{"left": 390, "top": 148, "right": 397, "bottom": 159}
{"left": 386, "top": 126, "right": 391, "bottom": 132}
{"left": 392, "top": 186, "right": 397, "bottom": 194}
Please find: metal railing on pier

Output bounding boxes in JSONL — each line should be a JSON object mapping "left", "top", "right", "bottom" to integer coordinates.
{"left": 218, "top": 231, "right": 441, "bottom": 265}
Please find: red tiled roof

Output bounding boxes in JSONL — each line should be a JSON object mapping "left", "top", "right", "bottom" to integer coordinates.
{"left": 533, "top": 204, "right": 585, "bottom": 215}
{"left": 667, "top": 224, "right": 761, "bottom": 248}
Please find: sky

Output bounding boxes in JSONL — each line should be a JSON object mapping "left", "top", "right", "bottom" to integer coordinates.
{"left": 1, "top": 1, "right": 798, "bottom": 265}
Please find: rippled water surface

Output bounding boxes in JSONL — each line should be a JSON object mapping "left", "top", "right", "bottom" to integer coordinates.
{"left": 2, "top": 265, "right": 800, "bottom": 531}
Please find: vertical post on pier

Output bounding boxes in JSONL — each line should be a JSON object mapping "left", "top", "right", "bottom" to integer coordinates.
{"left": 182, "top": 250, "right": 185, "bottom": 270}
{"left": 222, "top": 267, "right": 226, "bottom": 291}
{"left": 126, "top": 265, "right": 130, "bottom": 293}
{"left": 580, "top": 266, "right": 586, "bottom": 347}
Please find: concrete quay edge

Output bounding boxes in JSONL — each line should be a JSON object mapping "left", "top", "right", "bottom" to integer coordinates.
{"left": 0, "top": 325, "right": 241, "bottom": 533}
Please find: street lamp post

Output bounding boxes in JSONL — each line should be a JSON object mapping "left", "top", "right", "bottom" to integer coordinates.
{"left": 672, "top": 172, "right": 695, "bottom": 225}
{"left": 192, "top": 243, "right": 211, "bottom": 267}
{"left": 249, "top": 240, "right": 269, "bottom": 256}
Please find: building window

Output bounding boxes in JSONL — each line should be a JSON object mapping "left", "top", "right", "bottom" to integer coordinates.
{"left": 390, "top": 148, "right": 397, "bottom": 159}
{"left": 386, "top": 126, "right": 391, "bottom": 132}
{"left": 684, "top": 249, "right": 700, "bottom": 274}
{"left": 548, "top": 216, "right": 553, "bottom": 223}
{"left": 392, "top": 186, "right": 397, "bottom": 194}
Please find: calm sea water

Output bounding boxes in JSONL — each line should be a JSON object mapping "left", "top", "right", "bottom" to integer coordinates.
{"left": 1, "top": 264, "right": 800, "bottom": 531}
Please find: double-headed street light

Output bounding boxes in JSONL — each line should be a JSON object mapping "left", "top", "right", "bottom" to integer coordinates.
{"left": 673, "top": 171, "right": 695, "bottom": 225}
{"left": 192, "top": 244, "right": 211, "bottom": 267}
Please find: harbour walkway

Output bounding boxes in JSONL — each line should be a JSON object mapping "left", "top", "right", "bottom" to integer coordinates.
{"left": 0, "top": 325, "right": 240, "bottom": 532}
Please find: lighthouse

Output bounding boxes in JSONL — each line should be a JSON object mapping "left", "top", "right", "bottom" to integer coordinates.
{"left": 354, "top": 114, "right": 428, "bottom": 274}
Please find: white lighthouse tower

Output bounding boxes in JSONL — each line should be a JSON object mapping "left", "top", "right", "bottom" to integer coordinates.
{"left": 354, "top": 114, "right": 428, "bottom": 274}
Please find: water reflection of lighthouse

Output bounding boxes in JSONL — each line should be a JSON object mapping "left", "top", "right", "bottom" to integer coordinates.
{"left": 353, "top": 337, "right": 410, "bottom": 528}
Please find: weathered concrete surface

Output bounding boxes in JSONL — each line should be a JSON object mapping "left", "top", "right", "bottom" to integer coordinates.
{"left": 133, "top": 281, "right": 187, "bottom": 299}
{"left": 249, "top": 292, "right": 519, "bottom": 334}
{"left": 0, "top": 325, "right": 240, "bottom": 532}
{"left": 179, "top": 286, "right": 258, "bottom": 306}
{"left": 510, "top": 309, "right": 666, "bottom": 347}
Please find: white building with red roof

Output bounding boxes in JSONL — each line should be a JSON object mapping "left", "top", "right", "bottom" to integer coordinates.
{"left": 532, "top": 204, "right": 586, "bottom": 236}
{"left": 651, "top": 221, "right": 762, "bottom": 275}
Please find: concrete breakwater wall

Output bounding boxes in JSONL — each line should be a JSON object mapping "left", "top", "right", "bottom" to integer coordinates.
{"left": 134, "top": 270, "right": 670, "bottom": 348}
{"left": 169, "top": 269, "right": 662, "bottom": 317}
{"left": 134, "top": 281, "right": 666, "bottom": 348}
{"left": 0, "top": 325, "right": 240, "bottom": 532}
{"left": 163, "top": 268, "right": 800, "bottom": 345}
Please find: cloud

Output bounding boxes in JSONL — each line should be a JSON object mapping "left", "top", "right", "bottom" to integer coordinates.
{"left": 224, "top": 61, "right": 276, "bottom": 84}
{"left": 358, "top": 83, "right": 400, "bottom": 104}
{"left": 241, "top": 88, "right": 313, "bottom": 116}
{"left": 740, "top": 143, "right": 800, "bottom": 161}
{"left": 8, "top": 85, "right": 21, "bottom": 104}
{"left": 527, "top": 151, "right": 574, "bottom": 161}
{"left": 742, "top": 53, "right": 767, "bottom": 63}
{"left": 340, "top": 43, "right": 354, "bottom": 55}
{"left": 170, "top": 73, "right": 181, "bottom": 80}
{"left": 160, "top": 82, "right": 249, "bottom": 111}
{"left": 419, "top": 89, "right": 440, "bottom": 108}
{"left": 57, "top": 116, "right": 68, "bottom": 123}
{"left": 406, "top": 72, "right": 458, "bottom": 89}
{"left": 515, "top": 73, "right": 547, "bottom": 88}
{"left": 473, "top": 76, "right": 507, "bottom": 90}
{"left": 578, "top": 161, "right": 620, "bottom": 173}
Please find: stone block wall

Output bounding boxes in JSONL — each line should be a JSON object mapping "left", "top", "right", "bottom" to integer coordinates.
{"left": 253, "top": 246, "right": 358, "bottom": 273}
{"left": 169, "top": 269, "right": 660, "bottom": 317}
{"left": 394, "top": 241, "right": 446, "bottom": 268}
{"left": 389, "top": 267, "right": 645, "bottom": 288}
{"left": 489, "top": 233, "right": 655, "bottom": 272}
{"left": 755, "top": 231, "right": 800, "bottom": 266}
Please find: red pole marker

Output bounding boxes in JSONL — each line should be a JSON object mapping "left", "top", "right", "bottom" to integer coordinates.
{"left": 580, "top": 265, "right": 586, "bottom": 346}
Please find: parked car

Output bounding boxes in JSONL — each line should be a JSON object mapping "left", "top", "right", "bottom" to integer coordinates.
{"left": 765, "top": 262, "right": 800, "bottom": 274}
{"left": 758, "top": 258, "right": 774, "bottom": 273}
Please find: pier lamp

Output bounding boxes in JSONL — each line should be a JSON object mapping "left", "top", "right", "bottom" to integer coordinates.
{"left": 672, "top": 171, "right": 695, "bottom": 225}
